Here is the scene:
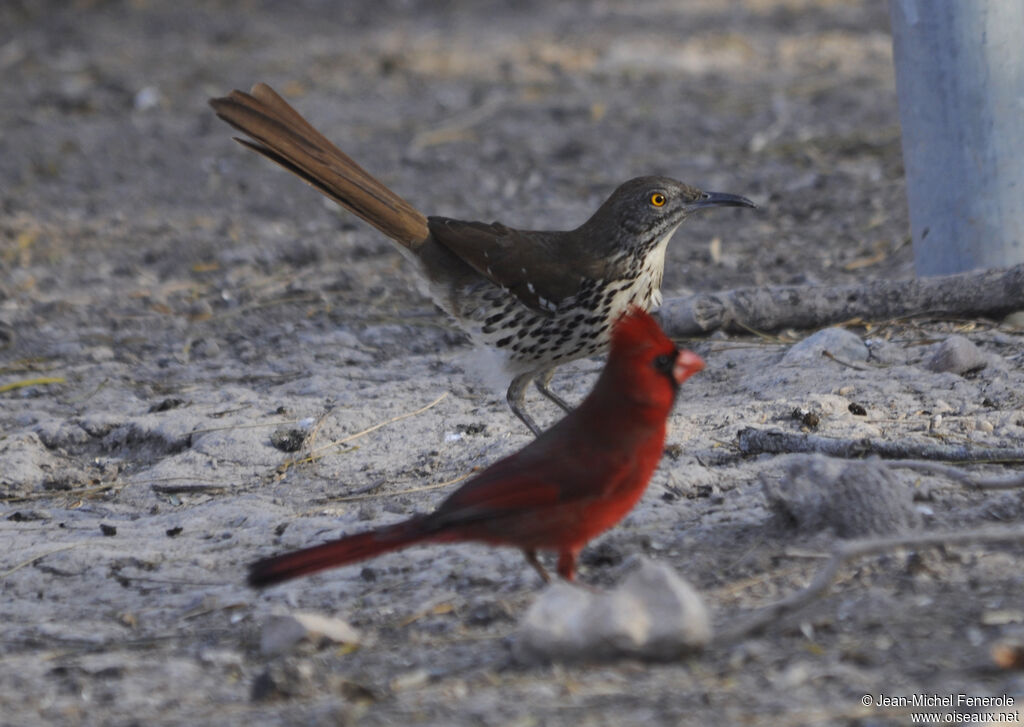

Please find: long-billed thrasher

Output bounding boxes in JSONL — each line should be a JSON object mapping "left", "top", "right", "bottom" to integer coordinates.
{"left": 210, "top": 83, "right": 755, "bottom": 435}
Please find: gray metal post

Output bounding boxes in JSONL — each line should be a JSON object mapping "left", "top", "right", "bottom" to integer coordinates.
{"left": 889, "top": 1, "right": 1024, "bottom": 276}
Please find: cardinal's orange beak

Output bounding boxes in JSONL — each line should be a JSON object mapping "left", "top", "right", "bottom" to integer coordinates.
{"left": 673, "top": 350, "right": 705, "bottom": 386}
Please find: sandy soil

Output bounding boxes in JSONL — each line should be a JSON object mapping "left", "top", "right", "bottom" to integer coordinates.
{"left": 2, "top": 1, "right": 1024, "bottom": 725}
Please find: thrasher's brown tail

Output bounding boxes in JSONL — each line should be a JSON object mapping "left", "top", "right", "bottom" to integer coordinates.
{"left": 247, "top": 517, "right": 437, "bottom": 588}
{"left": 209, "top": 83, "right": 429, "bottom": 249}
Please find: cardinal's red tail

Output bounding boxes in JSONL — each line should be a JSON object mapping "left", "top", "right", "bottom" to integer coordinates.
{"left": 248, "top": 517, "right": 432, "bottom": 588}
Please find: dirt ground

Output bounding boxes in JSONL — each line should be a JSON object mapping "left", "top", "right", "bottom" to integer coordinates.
{"left": 3, "top": 1, "right": 1024, "bottom": 725}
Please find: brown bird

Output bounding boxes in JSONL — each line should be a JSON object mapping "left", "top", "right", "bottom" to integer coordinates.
{"left": 248, "top": 308, "right": 705, "bottom": 587}
{"left": 210, "top": 83, "right": 753, "bottom": 434}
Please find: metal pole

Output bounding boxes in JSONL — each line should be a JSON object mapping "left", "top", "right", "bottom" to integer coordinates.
{"left": 889, "top": 0, "right": 1024, "bottom": 276}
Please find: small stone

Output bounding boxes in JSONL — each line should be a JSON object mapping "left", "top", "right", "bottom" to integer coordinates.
{"left": 259, "top": 612, "right": 361, "bottom": 656}
{"left": 514, "top": 582, "right": 590, "bottom": 657}
{"left": 980, "top": 610, "right": 1024, "bottom": 626}
{"left": 782, "top": 327, "right": 868, "bottom": 365}
{"left": 513, "top": 558, "right": 710, "bottom": 663}
{"left": 270, "top": 427, "right": 307, "bottom": 453}
{"left": 992, "top": 641, "right": 1024, "bottom": 669}
{"left": 189, "top": 337, "right": 220, "bottom": 359}
{"left": 924, "top": 335, "right": 987, "bottom": 375}
{"left": 188, "top": 299, "right": 213, "bottom": 319}
{"left": 390, "top": 669, "right": 430, "bottom": 692}
{"left": 464, "top": 599, "right": 515, "bottom": 626}
{"left": 617, "top": 558, "right": 712, "bottom": 657}
{"left": 251, "top": 661, "right": 316, "bottom": 702}
{"left": 791, "top": 408, "right": 820, "bottom": 429}
{"left": 134, "top": 85, "right": 162, "bottom": 111}
{"left": 1001, "top": 311, "right": 1024, "bottom": 330}
{"left": 88, "top": 346, "right": 115, "bottom": 362}
{"left": 455, "top": 422, "right": 488, "bottom": 436}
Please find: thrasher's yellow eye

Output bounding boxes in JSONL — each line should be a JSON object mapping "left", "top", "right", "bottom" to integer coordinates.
{"left": 650, "top": 193, "right": 667, "bottom": 207}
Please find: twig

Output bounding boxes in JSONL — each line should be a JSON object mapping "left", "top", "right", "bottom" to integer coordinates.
{"left": 0, "top": 376, "right": 66, "bottom": 393}
{"left": 1, "top": 544, "right": 79, "bottom": 579}
{"left": 67, "top": 377, "right": 109, "bottom": 404}
{"left": 821, "top": 350, "right": 871, "bottom": 371}
{"left": 197, "top": 293, "right": 325, "bottom": 322}
{"left": 397, "top": 592, "right": 459, "bottom": 627}
{"left": 150, "top": 483, "right": 230, "bottom": 495}
{"left": 411, "top": 95, "right": 506, "bottom": 149}
{"left": 315, "top": 470, "right": 477, "bottom": 505}
{"left": 736, "top": 427, "right": 1024, "bottom": 463}
{"left": 187, "top": 419, "right": 300, "bottom": 437}
{"left": 320, "top": 392, "right": 448, "bottom": 451}
{"left": 281, "top": 392, "right": 449, "bottom": 470}
{"left": 321, "top": 477, "right": 387, "bottom": 500}
{"left": 0, "top": 357, "right": 57, "bottom": 375}
{"left": 718, "top": 525, "right": 1024, "bottom": 644}
{"left": 886, "top": 460, "right": 1024, "bottom": 489}
{"left": 302, "top": 406, "right": 334, "bottom": 454}
{"left": 116, "top": 574, "right": 225, "bottom": 587}
{"left": 0, "top": 481, "right": 125, "bottom": 503}
{"left": 730, "top": 319, "right": 792, "bottom": 343}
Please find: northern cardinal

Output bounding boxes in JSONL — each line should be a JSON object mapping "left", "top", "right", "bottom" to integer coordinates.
{"left": 248, "top": 308, "right": 704, "bottom": 587}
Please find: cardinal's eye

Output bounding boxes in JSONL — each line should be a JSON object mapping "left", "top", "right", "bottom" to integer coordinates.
{"left": 650, "top": 192, "right": 667, "bottom": 207}
{"left": 653, "top": 352, "right": 675, "bottom": 374}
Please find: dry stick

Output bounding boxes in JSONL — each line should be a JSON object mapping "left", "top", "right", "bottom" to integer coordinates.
{"left": 736, "top": 427, "right": 1024, "bottom": 463}
{"left": 67, "top": 377, "right": 109, "bottom": 404}
{"left": 718, "top": 525, "right": 1024, "bottom": 645}
{"left": 307, "top": 392, "right": 448, "bottom": 455}
{"left": 660, "top": 262, "right": 1024, "bottom": 336}
{"left": 820, "top": 350, "right": 871, "bottom": 371}
{"left": 324, "top": 477, "right": 388, "bottom": 500}
{"left": 0, "top": 480, "right": 126, "bottom": 503}
{"left": 301, "top": 406, "right": 334, "bottom": 457}
{"left": 329, "top": 470, "right": 476, "bottom": 503}
{"left": 188, "top": 419, "right": 300, "bottom": 437}
{"left": 1, "top": 544, "right": 79, "bottom": 579}
{"left": 133, "top": 476, "right": 235, "bottom": 495}
{"left": 150, "top": 483, "right": 230, "bottom": 495}
{"left": 886, "top": 459, "right": 1024, "bottom": 489}
{"left": 279, "top": 392, "right": 449, "bottom": 471}
{"left": 0, "top": 376, "right": 66, "bottom": 393}
{"left": 411, "top": 95, "right": 506, "bottom": 149}
{"left": 306, "top": 471, "right": 477, "bottom": 512}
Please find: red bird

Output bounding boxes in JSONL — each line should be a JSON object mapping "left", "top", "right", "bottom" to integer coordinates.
{"left": 248, "top": 308, "right": 704, "bottom": 587}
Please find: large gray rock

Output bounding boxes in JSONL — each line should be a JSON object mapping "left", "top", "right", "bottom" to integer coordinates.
{"left": 924, "top": 335, "right": 988, "bottom": 375}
